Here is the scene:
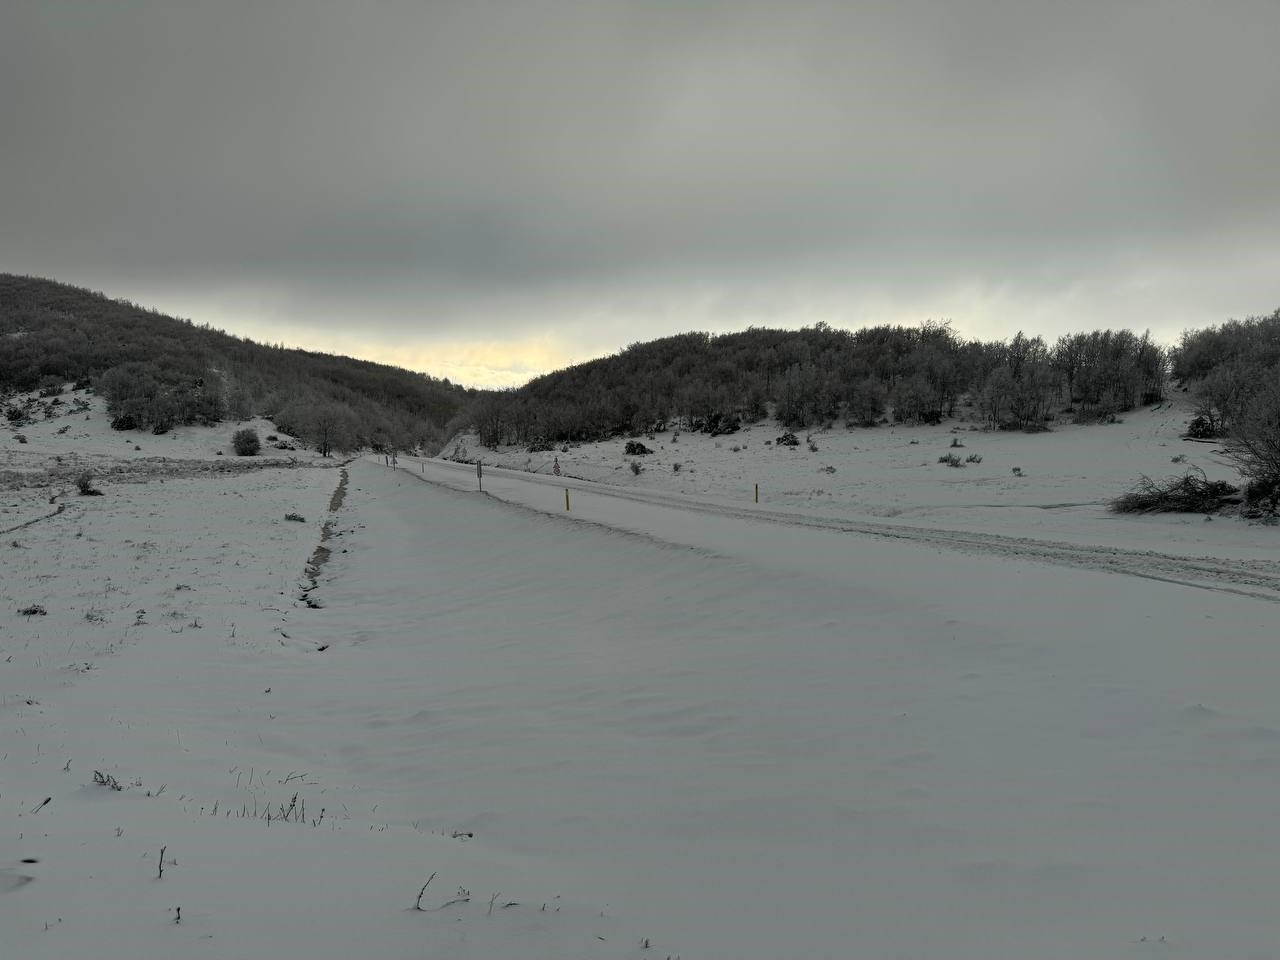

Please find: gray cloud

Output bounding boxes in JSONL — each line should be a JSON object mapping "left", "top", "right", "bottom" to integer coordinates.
{"left": 3, "top": 1, "right": 1278, "bottom": 381}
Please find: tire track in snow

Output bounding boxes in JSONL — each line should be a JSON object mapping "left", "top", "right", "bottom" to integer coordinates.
{"left": 418, "top": 458, "right": 1280, "bottom": 604}
{"left": 588, "top": 482, "right": 1280, "bottom": 603}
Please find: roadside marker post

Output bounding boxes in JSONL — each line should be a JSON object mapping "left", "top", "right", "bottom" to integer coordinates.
{"left": 565, "top": 488, "right": 570, "bottom": 512}
{"left": 477, "top": 461, "right": 483, "bottom": 493}
{"left": 755, "top": 482, "right": 759, "bottom": 503}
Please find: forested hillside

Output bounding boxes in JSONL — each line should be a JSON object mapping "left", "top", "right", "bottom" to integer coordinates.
{"left": 467, "top": 321, "right": 1171, "bottom": 446}
{"left": 1170, "top": 309, "right": 1280, "bottom": 500}
{"left": 0, "top": 274, "right": 479, "bottom": 454}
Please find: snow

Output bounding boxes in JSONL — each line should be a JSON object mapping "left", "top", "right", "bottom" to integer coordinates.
{"left": 3, "top": 389, "right": 1279, "bottom": 958}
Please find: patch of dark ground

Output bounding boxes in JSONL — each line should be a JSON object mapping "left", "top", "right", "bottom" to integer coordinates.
{"left": 299, "top": 466, "right": 350, "bottom": 612}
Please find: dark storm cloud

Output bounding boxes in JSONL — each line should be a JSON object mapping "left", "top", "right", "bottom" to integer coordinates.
{"left": 3, "top": 1, "right": 1279, "bottom": 379}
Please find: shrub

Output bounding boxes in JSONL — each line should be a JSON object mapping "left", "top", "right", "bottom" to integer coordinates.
{"left": 672, "top": 463, "right": 682, "bottom": 473}
{"left": 776, "top": 432, "right": 799, "bottom": 447}
{"left": 76, "top": 471, "right": 102, "bottom": 496}
{"left": 1080, "top": 409, "right": 1118, "bottom": 425}
{"left": 1185, "top": 415, "right": 1216, "bottom": 439}
{"left": 1110, "top": 468, "right": 1239, "bottom": 514}
{"left": 624, "top": 440, "right": 652, "bottom": 455}
{"left": 938, "top": 453, "right": 963, "bottom": 467}
{"left": 284, "top": 512, "right": 306, "bottom": 522}
{"left": 630, "top": 460, "right": 642, "bottom": 475}
{"left": 706, "top": 412, "right": 740, "bottom": 436}
{"left": 950, "top": 437, "right": 964, "bottom": 448}
{"left": 1225, "top": 372, "right": 1280, "bottom": 493}
{"left": 1244, "top": 475, "right": 1280, "bottom": 514}
{"left": 1012, "top": 466, "right": 1023, "bottom": 476}
{"left": 1171, "top": 454, "right": 1187, "bottom": 463}
{"left": 232, "top": 428, "right": 261, "bottom": 456}
{"left": 965, "top": 453, "right": 982, "bottom": 463}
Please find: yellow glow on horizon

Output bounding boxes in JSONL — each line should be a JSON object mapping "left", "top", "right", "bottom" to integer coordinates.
{"left": 227, "top": 322, "right": 584, "bottom": 389}
{"left": 348, "top": 336, "right": 582, "bottom": 389}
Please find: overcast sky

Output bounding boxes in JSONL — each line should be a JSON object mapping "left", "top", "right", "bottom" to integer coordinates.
{"left": 3, "top": 2, "right": 1278, "bottom": 386}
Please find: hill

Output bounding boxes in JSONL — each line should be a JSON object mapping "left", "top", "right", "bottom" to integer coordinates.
{"left": 464, "top": 321, "right": 1171, "bottom": 447}
{"left": 0, "top": 274, "right": 480, "bottom": 454}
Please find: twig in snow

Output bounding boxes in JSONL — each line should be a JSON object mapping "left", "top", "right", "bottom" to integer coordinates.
{"left": 413, "top": 872, "right": 437, "bottom": 910}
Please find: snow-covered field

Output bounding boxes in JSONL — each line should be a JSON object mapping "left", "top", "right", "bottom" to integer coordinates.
{"left": 4, "top": 390, "right": 1279, "bottom": 959}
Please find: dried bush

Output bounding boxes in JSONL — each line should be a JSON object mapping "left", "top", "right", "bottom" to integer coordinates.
{"left": 76, "top": 471, "right": 102, "bottom": 496}
{"left": 1110, "top": 468, "right": 1239, "bottom": 514}
{"left": 938, "top": 453, "right": 963, "bottom": 467}
{"left": 1244, "top": 475, "right": 1280, "bottom": 515}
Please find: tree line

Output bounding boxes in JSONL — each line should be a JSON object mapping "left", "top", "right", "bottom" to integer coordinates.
{"left": 464, "top": 320, "right": 1173, "bottom": 447}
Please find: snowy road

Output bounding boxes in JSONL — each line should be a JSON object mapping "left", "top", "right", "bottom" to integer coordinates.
{"left": 280, "top": 458, "right": 1280, "bottom": 958}
{"left": 413, "top": 456, "right": 1280, "bottom": 603}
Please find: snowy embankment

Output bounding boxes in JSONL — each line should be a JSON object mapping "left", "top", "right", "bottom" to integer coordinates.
{"left": 4, "top": 389, "right": 1280, "bottom": 958}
